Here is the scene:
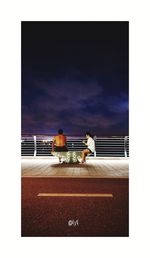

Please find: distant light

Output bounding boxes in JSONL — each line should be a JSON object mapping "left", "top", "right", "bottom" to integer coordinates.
{"left": 42, "top": 140, "right": 48, "bottom": 143}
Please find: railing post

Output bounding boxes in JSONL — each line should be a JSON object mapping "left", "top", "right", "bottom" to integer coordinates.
{"left": 34, "top": 135, "right": 37, "bottom": 157}
{"left": 94, "top": 136, "right": 97, "bottom": 157}
{"left": 124, "top": 136, "right": 127, "bottom": 158}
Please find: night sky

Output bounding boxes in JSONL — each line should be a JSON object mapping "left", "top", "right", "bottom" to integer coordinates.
{"left": 22, "top": 21, "right": 129, "bottom": 136}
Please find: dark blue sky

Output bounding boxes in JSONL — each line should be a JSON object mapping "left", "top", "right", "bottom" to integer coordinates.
{"left": 22, "top": 21, "right": 129, "bottom": 136}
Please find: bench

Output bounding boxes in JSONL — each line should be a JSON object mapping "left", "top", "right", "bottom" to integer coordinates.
{"left": 51, "top": 151, "right": 82, "bottom": 163}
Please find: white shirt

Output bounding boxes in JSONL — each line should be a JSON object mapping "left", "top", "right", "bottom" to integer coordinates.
{"left": 87, "top": 137, "right": 95, "bottom": 153}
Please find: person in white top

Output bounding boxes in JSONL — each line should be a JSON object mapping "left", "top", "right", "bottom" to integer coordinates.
{"left": 81, "top": 132, "right": 95, "bottom": 163}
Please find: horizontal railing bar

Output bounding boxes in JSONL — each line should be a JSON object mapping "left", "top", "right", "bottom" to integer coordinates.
{"left": 22, "top": 146, "right": 125, "bottom": 148}
{"left": 96, "top": 144, "right": 124, "bottom": 146}
{"left": 96, "top": 152, "right": 126, "bottom": 153}
{"left": 22, "top": 136, "right": 126, "bottom": 138}
{"left": 33, "top": 139, "right": 125, "bottom": 141}
{"left": 34, "top": 144, "right": 125, "bottom": 146}
{"left": 21, "top": 140, "right": 125, "bottom": 142}
{"left": 23, "top": 137, "right": 125, "bottom": 138}
{"left": 96, "top": 151, "right": 124, "bottom": 153}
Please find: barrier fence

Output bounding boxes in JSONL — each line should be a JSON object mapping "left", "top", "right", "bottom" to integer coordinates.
{"left": 21, "top": 136, "right": 129, "bottom": 157}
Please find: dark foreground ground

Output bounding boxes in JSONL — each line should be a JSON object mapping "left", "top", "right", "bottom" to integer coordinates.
{"left": 21, "top": 177, "right": 129, "bottom": 237}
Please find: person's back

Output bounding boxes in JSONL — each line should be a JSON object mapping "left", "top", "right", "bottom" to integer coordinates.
{"left": 87, "top": 136, "right": 95, "bottom": 153}
{"left": 52, "top": 129, "right": 68, "bottom": 152}
{"left": 54, "top": 134, "right": 67, "bottom": 147}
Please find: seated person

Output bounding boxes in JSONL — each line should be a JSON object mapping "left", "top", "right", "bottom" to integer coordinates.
{"left": 52, "top": 129, "right": 68, "bottom": 162}
{"left": 81, "top": 132, "right": 95, "bottom": 163}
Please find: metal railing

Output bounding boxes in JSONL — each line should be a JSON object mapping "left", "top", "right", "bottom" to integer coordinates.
{"left": 21, "top": 135, "right": 129, "bottom": 157}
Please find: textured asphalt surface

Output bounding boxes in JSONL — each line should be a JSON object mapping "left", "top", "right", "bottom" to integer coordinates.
{"left": 21, "top": 178, "right": 129, "bottom": 236}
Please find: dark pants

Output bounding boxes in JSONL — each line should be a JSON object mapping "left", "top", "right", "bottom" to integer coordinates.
{"left": 54, "top": 146, "right": 68, "bottom": 152}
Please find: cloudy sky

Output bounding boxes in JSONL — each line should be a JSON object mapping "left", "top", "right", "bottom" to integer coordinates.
{"left": 22, "top": 22, "right": 128, "bottom": 136}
